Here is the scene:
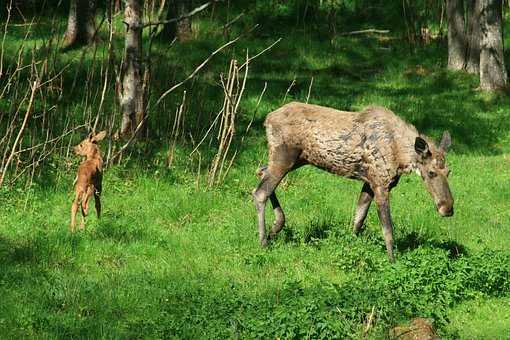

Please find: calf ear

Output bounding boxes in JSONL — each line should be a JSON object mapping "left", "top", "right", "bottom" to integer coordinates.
{"left": 92, "top": 130, "right": 107, "bottom": 142}
{"left": 439, "top": 131, "right": 451, "bottom": 152}
{"left": 414, "top": 136, "right": 430, "bottom": 157}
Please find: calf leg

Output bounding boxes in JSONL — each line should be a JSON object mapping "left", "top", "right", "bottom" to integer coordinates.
{"left": 70, "top": 191, "right": 83, "bottom": 232}
{"left": 80, "top": 186, "right": 93, "bottom": 230}
{"left": 94, "top": 191, "right": 101, "bottom": 218}
{"left": 353, "top": 182, "right": 374, "bottom": 235}
{"left": 374, "top": 186, "right": 394, "bottom": 262}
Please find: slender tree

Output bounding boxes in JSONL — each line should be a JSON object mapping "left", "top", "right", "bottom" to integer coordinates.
{"left": 160, "top": 0, "right": 193, "bottom": 42}
{"left": 479, "top": 0, "right": 507, "bottom": 90}
{"left": 63, "top": 0, "right": 97, "bottom": 48}
{"left": 447, "top": 0, "right": 466, "bottom": 70}
{"left": 465, "top": 0, "right": 481, "bottom": 74}
{"left": 120, "top": 0, "right": 145, "bottom": 136}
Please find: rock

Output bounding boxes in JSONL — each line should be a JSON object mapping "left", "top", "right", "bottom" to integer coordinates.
{"left": 390, "top": 318, "right": 440, "bottom": 340}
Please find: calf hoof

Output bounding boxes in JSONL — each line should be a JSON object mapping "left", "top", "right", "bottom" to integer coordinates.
{"left": 260, "top": 237, "right": 269, "bottom": 248}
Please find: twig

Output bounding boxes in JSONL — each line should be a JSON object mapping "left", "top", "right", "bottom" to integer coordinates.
{"left": 338, "top": 29, "right": 389, "bottom": 36}
{"left": 106, "top": 114, "right": 148, "bottom": 167}
{"left": 13, "top": 124, "right": 87, "bottom": 155}
{"left": 220, "top": 12, "right": 244, "bottom": 31}
{"left": 363, "top": 306, "right": 376, "bottom": 337}
{"left": 0, "top": 79, "right": 39, "bottom": 187}
{"left": 155, "top": 25, "right": 258, "bottom": 106}
{"left": 245, "top": 81, "right": 267, "bottom": 134}
{"left": 282, "top": 77, "right": 296, "bottom": 104}
{"left": 239, "top": 38, "right": 281, "bottom": 70}
{"left": 306, "top": 76, "right": 314, "bottom": 103}
{"left": 0, "top": 0, "right": 13, "bottom": 78}
{"left": 143, "top": 1, "right": 218, "bottom": 28}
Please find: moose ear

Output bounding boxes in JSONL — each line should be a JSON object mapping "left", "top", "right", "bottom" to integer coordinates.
{"left": 414, "top": 136, "right": 430, "bottom": 157}
{"left": 439, "top": 131, "right": 451, "bottom": 152}
{"left": 92, "top": 130, "right": 107, "bottom": 142}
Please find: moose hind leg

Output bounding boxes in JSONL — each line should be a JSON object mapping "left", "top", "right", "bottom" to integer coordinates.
{"left": 353, "top": 182, "right": 374, "bottom": 235}
{"left": 374, "top": 187, "right": 394, "bottom": 262}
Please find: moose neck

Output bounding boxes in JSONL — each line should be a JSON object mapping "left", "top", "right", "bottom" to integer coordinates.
{"left": 395, "top": 131, "right": 421, "bottom": 176}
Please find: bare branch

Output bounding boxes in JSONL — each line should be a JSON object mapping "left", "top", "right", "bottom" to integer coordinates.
{"left": 0, "top": 79, "right": 39, "bottom": 187}
{"left": 154, "top": 25, "right": 258, "bottom": 106}
{"left": 239, "top": 38, "right": 281, "bottom": 70}
{"left": 143, "top": 1, "right": 218, "bottom": 28}
{"left": 338, "top": 29, "right": 390, "bottom": 36}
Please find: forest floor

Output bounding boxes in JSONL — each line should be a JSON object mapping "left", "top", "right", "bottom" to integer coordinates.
{"left": 1, "top": 7, "right": 510, "bottom": 339}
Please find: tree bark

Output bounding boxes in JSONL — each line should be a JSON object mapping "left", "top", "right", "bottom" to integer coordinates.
{"left": 465, "top": 0, "right": 481, "bottom": 74}
{"left": 161, "top": 0, "right": 193, "bottom": 42}
{"left": 480, "top": 0, "right": 507, "bottom": 90}
{"left": 120, "top": 0, "right": 145, "bottom": 136}
{"left": 63, "top": 0, "right": 97, "bottom": 48}
{"left": 447, "top": 0, "right": 467, "bottom": 70}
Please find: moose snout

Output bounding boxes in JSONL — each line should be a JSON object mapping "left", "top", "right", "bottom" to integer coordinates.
{"left": 438, "top": 202, "right": 454, "bottom": 217}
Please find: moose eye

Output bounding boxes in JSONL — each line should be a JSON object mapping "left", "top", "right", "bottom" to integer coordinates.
{"left": 427, "top": 171, "right": 437, "bottom": 178}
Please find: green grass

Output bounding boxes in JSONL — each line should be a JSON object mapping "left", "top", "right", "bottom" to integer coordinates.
{"left": 1, "top": 5, "right": 510, "bottom": 339}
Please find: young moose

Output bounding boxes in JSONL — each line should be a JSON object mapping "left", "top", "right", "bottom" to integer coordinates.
{"left": 253, "top": 102, "right": 454, "bottom": 261}
{"left": 70, "top": 131, "right": 107, "bottom": 232}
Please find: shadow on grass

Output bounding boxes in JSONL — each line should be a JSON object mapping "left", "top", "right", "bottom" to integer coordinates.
{"left": 396, "top": 231, "right": 468, "bottom": 259}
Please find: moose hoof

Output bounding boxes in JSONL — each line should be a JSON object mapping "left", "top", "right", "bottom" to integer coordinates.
{"left": 260, "top": 238, "right": 269, "bottom": 248}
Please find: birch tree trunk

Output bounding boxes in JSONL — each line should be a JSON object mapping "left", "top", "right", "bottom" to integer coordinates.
{"left": 63, "top": 0, "right": 97, "bottom": 48}
{"left": 447, "top": 0, "right": 467, "bottom": 70}
{"left": 480, "top": 0, "right": 507, "bottom": 90}
{"left": 120, "top": 0, "right": 145, "bottom": 136}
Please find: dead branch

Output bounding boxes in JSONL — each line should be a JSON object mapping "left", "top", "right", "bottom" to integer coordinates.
{"left": 338, "top": 29, "right": 389, "bottom": 36}
{"left": 0, "top": 0, "right": 13, "bottom": 78}
{"left": 239, "top": 37, "right": 282, "bottom": 70}
{"left": 143, "top": 1, "right": 219, "bottom": 28}
{"left": 155, "top": 24, "right": 258, "bottom": 106}
{"left": 306, "top": 77, "right": 314, "bottom": 103}
{"left": 220, "top": 12, "right": 244, "bottom": 31}
{"left": 0, "top": 79, "right": 39, "bottom": 187}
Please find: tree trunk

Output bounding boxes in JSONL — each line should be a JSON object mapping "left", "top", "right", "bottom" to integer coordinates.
{"left": 465, "top": 0, "right": 481, "bottom": 74}
{"left": 480, "top": 0, "right": 507, "bottom": 90}
{"left": 120, "top": 0, "right": 145, "bottom": 136}
{"left": 447, "top": 0, "right": 467, "bottom": 70}
{"left": 161, "top": 0, "right": 192, "bottom": 42}
{"left": 63, "top": 0, "right": 97, "bottom": 48}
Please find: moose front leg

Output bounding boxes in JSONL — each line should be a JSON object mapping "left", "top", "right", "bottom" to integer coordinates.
{"left": 253, "top": 167, "right": 286, "bottom": 247}
{"left": 268, "top": 192, "right": 285, "bottom": 239}
{"left": 374, "top": 187, "right": 394, "bottom": 262}
{"left": 353, "top": 182, "right": 374, "bottom": 235}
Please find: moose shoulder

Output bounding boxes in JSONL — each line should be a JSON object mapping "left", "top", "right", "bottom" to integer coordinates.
{"left": 253, "top": 102, "right": 453, "bottom": 261}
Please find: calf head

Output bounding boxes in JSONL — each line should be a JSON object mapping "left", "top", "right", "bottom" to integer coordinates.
{"left": 414, "top": 131, "right": 454, "bottom": 217}
{"left": 74, "top": 131, "right": 107, "bottom": 158}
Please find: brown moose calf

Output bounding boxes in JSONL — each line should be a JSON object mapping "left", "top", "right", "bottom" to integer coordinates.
{"left": 253, "top": 102, "right": 454, "bottom": 261}
{"left": 70, "top": 131, "right": 107, "bottom": 232}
